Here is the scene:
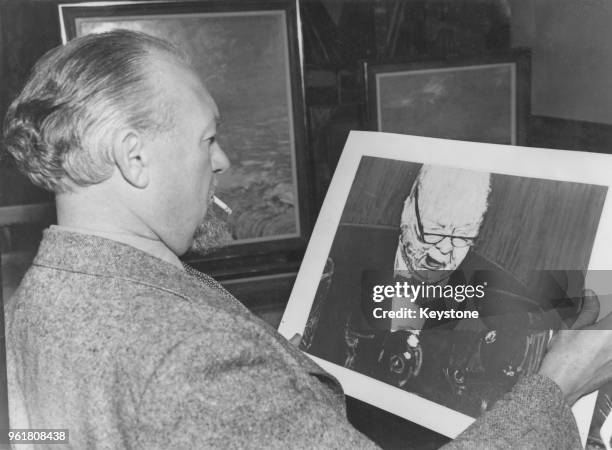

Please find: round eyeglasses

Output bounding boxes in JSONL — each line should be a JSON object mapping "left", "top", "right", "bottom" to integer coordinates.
{"left": 412, "top": 185, "right": 477, "bottom": 248}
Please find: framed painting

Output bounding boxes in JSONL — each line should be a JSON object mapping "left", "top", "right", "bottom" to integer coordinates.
{"left": 59, "top": 0, "right": 311, "bottom": 279}
{"left": 365, "top": 51, "right": 530, "bottom": 145}
{"left": 279, "top": 131, "right": 612, "bottom": 444}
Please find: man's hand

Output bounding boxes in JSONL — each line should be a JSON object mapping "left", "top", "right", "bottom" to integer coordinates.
{"left": 539, "top": 289, "right": 612, "bottom": 405}
{"left": 289, "top": 334, "right": 302, "bottom": 347}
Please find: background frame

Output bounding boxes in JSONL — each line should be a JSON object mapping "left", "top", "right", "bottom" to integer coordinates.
{"left": 365, "top": 51, "right": 531, "bottom": 146}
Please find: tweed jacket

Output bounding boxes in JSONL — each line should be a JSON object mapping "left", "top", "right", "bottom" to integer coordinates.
{"left": 6, "top": 228, "right": 581, "bottom": 449}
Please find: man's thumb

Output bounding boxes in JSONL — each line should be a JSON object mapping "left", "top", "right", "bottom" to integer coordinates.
{"left": 571, "top": 289, "right": 600, "bottom": 329}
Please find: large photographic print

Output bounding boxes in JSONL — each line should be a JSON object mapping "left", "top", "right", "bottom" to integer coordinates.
{"left": 367, "top": 52, "right": 530, "bottom": 145}
{"left": 59, "top": 1, "right": 310, "bottom": 277}
{"left": 279, "top": 131, "right": 612, "bottom": 441}
{"left": 302, "top": 157, "right": 603, "bottom": 415}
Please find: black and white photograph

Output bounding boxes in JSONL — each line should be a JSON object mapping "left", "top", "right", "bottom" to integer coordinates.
{"left": 299, "top": 155, "right": 604, "bottom": 417}
{"left": 5, "top": 1, "right": 612, "bottom": 449}
{"left": 280, "top": 131, "right": 612, "bottom": 440}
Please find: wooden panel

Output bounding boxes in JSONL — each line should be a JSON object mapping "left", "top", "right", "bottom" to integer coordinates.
{"left": 477, "top": 174, "right": 606, "bottom": 284}
{"left": 341, "top": 157, "right": 420, "bottom": 227}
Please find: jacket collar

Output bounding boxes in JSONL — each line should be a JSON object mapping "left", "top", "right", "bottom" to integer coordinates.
{"left": 33, "top": 227, "right": 244, "bottom": 315}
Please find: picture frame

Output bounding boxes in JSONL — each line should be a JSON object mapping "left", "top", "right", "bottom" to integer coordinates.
{"left": 59, "top": 0, "right": 312, "bottom": 280}
{"left": 365, "top": 51, "right": 531, "bottom": 146}
{"left": 279, "top": 131, "right": 612, "bottom": 444}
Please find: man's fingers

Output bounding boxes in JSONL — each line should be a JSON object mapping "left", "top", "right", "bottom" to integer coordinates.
{"left": 289, "top": 333, "right": 302, "bottom": 347}
{"left": 589, "top": 309, "right": 612, "bottom": 331}
{"left": 572, "top": 289, "right": 600, "bottom": 330}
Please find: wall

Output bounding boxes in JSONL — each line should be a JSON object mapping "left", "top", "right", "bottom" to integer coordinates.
{"left": 511, "top": 0, "right": 612, "bottom": 125}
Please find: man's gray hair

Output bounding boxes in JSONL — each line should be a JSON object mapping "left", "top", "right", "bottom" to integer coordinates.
{"left": 412, "top": 164, "right": 491, "bottom": 230}
{"left": 3, "top": 29, "right": 189, "bottom": 192}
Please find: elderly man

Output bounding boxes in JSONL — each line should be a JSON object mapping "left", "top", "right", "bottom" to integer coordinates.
{"left": 390, "top": 164, "right": 492, "bottom": 331}
{"left": 2, "top": 30, "right": 611, "bottom": 449}
{"left": 394, "top": 165, "right": 491, "bottom": 284}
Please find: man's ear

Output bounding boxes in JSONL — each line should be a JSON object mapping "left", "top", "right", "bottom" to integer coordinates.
{"left": 112, "top": 129, "right": 149, "bottom": 188}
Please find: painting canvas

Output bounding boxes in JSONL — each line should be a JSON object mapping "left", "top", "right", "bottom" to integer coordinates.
{"left": 366, "top": 52, "right": 530, "bottom": 145}
{"left": 59, "top": 1, "right": 310, "bottom": 275}
{"left": 279, "top": 131, "right": 612, "bottom": 444}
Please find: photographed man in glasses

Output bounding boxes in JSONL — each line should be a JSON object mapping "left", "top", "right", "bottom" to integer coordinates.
{"left": 394, "top": 165, "right": 488, "bottom": 285}
{"left": 389, "top": 165, "right": 490, "bottom": 332}
{"left": 340, "top": 166, "right": 491, "bottom": 380}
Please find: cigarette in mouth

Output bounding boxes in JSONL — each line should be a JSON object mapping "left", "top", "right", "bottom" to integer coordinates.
{"left": 213, "top": 195, "right": 232, "bottom": 215}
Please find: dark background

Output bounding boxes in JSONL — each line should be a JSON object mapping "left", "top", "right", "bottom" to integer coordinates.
{"left": 2, "top": 1, "right": 612, "bottom": 448}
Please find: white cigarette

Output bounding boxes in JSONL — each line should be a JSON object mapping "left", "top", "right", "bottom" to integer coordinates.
{"left": 213, "top": 195, "right": 232, "bottom": 215}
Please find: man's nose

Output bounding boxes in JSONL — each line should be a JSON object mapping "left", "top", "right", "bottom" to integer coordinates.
{"left": 212, "top": 142, "right": 230, "bottom": 174}
{"left": 435, "top": 236, "right": 454, "bottom": 254}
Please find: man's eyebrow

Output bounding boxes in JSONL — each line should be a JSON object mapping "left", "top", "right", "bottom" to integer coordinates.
{"left": 420, "top": 216, "right": 445, "bottom": 229}
{"left": 202, "top": 116, "right": 221, "bottom": 137}
{"left": 454, "top": 225, "right": 478, "bottom": 234}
